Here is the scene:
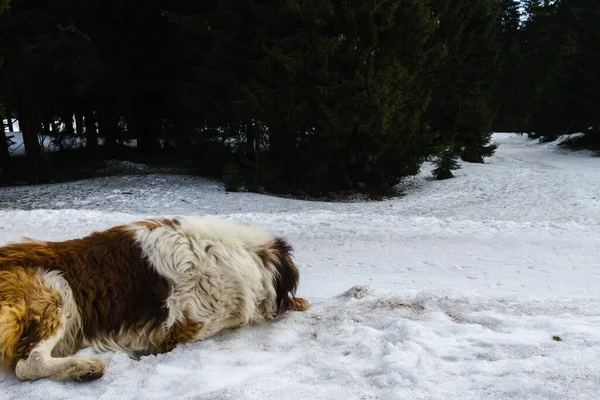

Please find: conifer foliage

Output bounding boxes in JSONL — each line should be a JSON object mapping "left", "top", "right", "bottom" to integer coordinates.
{"left": 427, "top": 0, "right": 502, "bottom": 165}
{"left": 0, "top": 0, "right": 505, "bottom": 191}
{"left": 432, "top": 148, "right": 461, "bottom": 180}
{"left": 496, "top": 0, "right": 600, "bottom": 149}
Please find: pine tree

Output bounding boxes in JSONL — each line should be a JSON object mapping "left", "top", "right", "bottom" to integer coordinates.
{"left": 1, "top": 0, "right": 543, "bottom": 188}
{"left": 432, "top": 148, "right": 461, "bottom": 180}
{"left": 520, "top": 0, "right": 600, "bottom": 147}
{"left": 0, "top": 0, "right": 10, "bottom": 175}
{"left": 495, "top": 0, "right": 526, "bottom": 131}
{"left": 81, "top": 0, "right": 176, "bottom": 156}
{"left": 0, "top": 110, "right": 9, "bottom": 174}
{"left": 167, "top": 0, "right": 440, "bottom": 195}
{"left": 521, "top": 1, "right": 564, "bottom": 141}
{"left": 0, "top": 0, "right": 97, "bottom": 182}
{"left": 427, "top": 0, "right": 502, "bottom": 163}
{"left": 327, "top": 0, "right": 440, "bottom": 193}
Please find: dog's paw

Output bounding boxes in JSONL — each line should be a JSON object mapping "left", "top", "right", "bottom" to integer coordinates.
{"left": 289, "top": 297, "right": 310, "bottom": 312}
{"left": 53, "top": 357, "right": 108, "bottom": 382}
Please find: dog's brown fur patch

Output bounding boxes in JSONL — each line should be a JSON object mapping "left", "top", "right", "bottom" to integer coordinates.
{"left": 0, "top": 225, "right": 171, "bottom": 365}
{"left": 260, "top": 238, "right": 302, "bottom": 315}
{"left": 0, "top": 267, "right": 63, "bottom": 369}
{"left": 148, "top": 311, "right": 205, "bottom": 356}
{"left": 134, "top": 218, "right": 180, "bottom": 231}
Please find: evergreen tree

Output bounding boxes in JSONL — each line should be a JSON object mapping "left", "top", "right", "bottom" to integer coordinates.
{"left": 324, "top": 0, "right": 440, "bottom": 193}
{"left": 427, "top": 0, "right": 502, "bottom": 163}
{"left": 520, "top": 0, "right": 600, "bottom": 147}
{"left": 0, "top": 111, "right": 8, "bottom": 175}
{"left": 0, "top": 0, "right": 10, "bottom": 174}
{"left": 568, "top": 0, "right": 600, "bottom": 147}
{"left": 81, "top": 0, "right": 175, "bottom": 156}
{"left": 0, "top": 0, "right": 90, "bottom": 182}
{"left": 4, "top": 0, "right": 574, "bottom": 191}
{"left": 520, "top": 0, "right": 566, "bottom": 141}
{"left": 495, "top": 0, "right": 526, "bottom": 131}
{"left": 167, "top": 0, "right": 440, "bottom": 195}
{"left": 432, "top": 148, "right": 461, "bottom": 180}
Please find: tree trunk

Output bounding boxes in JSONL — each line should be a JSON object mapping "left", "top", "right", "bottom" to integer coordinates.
{"left": 84, "top": 107, "right": 98, "bottom": 152}
{"left": 97, "top": 106, "right": 119, "bottom": 157}
{"left": 268, "top": 127, "right": 297, "bottom": 192}
{"left": 246, "top": 120, "right": 256, "bottom": 155}
{"left": 47, "top": 120, "right": 64, "bottom": 152}
{"left": 18, "top": 103, "right": 45, "bottom": 184}
{"left": 75, "top": 112, "right": 84, "bottom": 137}
{"left": 63, "top": 110, "right": 75, "bottom": 137}
{"left": 162, "top": 112, "right": 180, "bottom": 155}
{"left": 135, "top": 119, "right": 161, "bottom": 155}
{"left": 134, "top": 99, "right": 161, "bottom": 155}
{"left": 0, "top": 115, "right": 10, "bottom": 170}
{"left": 7, "top": 115, "right": 14, "bottom": 132}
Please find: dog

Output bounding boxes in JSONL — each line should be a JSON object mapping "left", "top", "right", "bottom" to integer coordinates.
{"left": 0, "top": 217, "right": 309, "bottom": 382}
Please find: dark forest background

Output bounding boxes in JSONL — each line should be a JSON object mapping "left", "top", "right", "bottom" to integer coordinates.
{"left": 0, "top": 0, "right": 598, "bottom": 195}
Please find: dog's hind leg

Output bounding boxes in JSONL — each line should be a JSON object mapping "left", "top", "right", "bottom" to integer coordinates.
{"left": 15, "top": 333, "right": 107, "bottom": 382}
{"left": 0, "top": 267, "right": 106, "bottom": 382}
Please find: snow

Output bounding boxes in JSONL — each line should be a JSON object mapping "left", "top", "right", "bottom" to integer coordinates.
{"left": 0, "top": 132, "right": 599, "bottom": 399}
{"left": 3, "top": 123, "right": 134, "bottom": 156}
{"left": 2, "top": 118, "right": 19, "bottom": 133}
{"left": 5, "top": 131, "right": 86, "bottom": 156}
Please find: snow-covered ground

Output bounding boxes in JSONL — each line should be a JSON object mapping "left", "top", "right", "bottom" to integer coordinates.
{"left": 0, "top": 133, "right": 599, "bottom": 399}
{"left": 2, "top": 118, "right": 19, "bottom": 132}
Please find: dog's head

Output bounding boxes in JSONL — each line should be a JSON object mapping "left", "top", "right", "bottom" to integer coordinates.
{"left": 261, "top": 237, "right": 300, "bottom": 315}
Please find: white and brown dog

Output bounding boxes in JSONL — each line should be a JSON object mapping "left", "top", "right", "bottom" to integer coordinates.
{"left": 0, "top": 217, "right": 309, "bottom": 382}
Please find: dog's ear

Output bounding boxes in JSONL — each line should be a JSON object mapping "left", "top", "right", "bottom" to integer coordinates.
{"left": 265, "top": 238, "right": 299, "bottom": 315}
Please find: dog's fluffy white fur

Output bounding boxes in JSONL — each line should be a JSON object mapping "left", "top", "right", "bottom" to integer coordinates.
{"left": 132, "top": 217, "right": 287, "bottom": 338}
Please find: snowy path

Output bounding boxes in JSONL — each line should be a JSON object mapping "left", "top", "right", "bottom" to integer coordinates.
{"left": 1, "top": 208, "right": 598, "bottom": 300}
{"left": 1, "top": 133, "right": 599, "bottom": 399}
